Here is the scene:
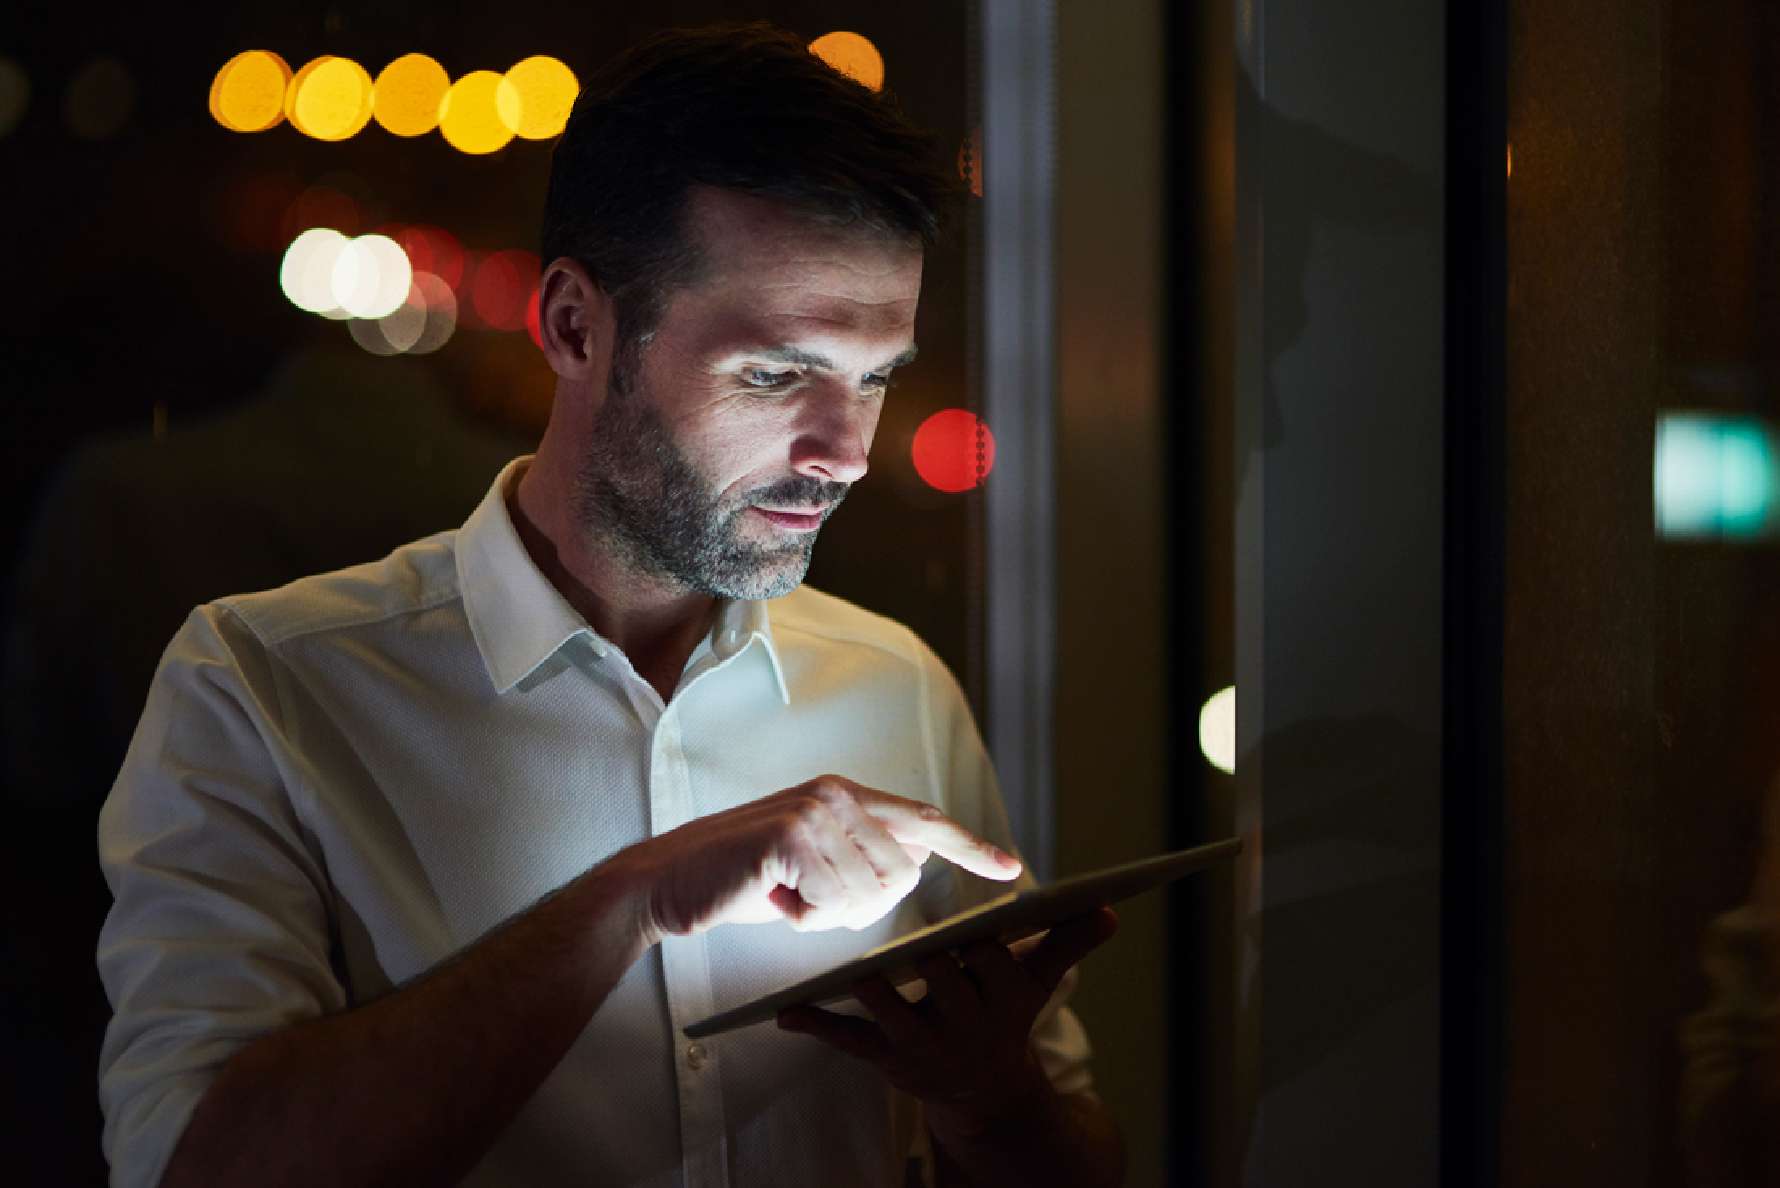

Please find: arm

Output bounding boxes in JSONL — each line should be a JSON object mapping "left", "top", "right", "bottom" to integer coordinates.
{"left": 161, "top": 852, "right": 657, "bottom": 1188}
{"left": 139, "top": 770, "right": 1015, "bottom": 1188}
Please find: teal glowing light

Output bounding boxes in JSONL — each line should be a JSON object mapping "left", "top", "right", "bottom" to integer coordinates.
{"left": 1654, "top": 413, "right": 1780, "bottom": 541}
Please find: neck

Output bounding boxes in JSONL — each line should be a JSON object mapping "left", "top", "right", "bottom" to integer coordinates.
{"left": 507, "top": 457, "right": 717, "bottom": 701}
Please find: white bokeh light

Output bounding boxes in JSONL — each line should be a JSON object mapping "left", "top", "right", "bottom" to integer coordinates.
{"left": 1198, "top": 686, "right": 1236, "bottom": 775}
{"left": 348, "top": 316, "right": 401, "bottom": 356}
{"left": 405, "top": 272, "right": 457, "bottom": 354}
{"left": 331, "top": 233, "right": 412, "bottom": 319}
{"left": 280, "top": 227, "right": 349, "bottom": 314}
{"left": 375, "top": 282, "right": 430, "bottom": 353}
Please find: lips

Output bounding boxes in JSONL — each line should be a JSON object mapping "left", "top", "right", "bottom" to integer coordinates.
{"left": 751, "top": 506, "right": 827, "bottom": 532}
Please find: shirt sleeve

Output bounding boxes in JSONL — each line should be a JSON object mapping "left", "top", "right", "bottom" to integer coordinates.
{"left": 912, "top": 637, "right": 1098, "bottom": 1102}
{"left": 96, "top": 604, "right": 345, "bottom": 1188}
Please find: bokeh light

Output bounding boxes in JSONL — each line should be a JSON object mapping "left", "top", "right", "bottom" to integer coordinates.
{"left": 912, "top": 409, "right": 996, "bottom": 493}
{"left": 0, "top": 57, "right": 31, "bottom": 139}
{"left": 525, "top": 285, "right": 543, "bottom": 349}
{"left": 287, "top": 56, "right": 374, "bottom": 141}
{"left": 471, "top": 249, "right": 538, "bottom": 330}
{"left": 281, "top": 183, "right": 361, "bottom": 242}
{"left": 808, "top": 32, "right": 885, "bottom": 92}
{"left": 281, "top": 228, "right": 350, "bottom": 314}
{"left": 332, "top": 233, "right": 413, "bottom": 319}
{"left": 64, "top": 57, "right": 135, "bottom": 140}
{"left": 439, "top": 70, "right": 514, "bottom": 154}
{"left": 209, "top": 50, "right": 290, "bottom": 133}
{"left": 349, "top": 314, "right": 404, "bottom": 357}
{"left": 1199, "top": 686, "right": 1236, "bottom": 774}
{"left": 958, "top": 126, "right": 983, "bottom": 198}
{"left": 391, "top": 224, "right": 465, "bottom": 292}
{"left": 406, "top": 272, "right": 459, "bottom": 354}
{"left": 375, "top": 282, "right": 432, "bottom": 352}
{"left": 215, "top": 169, "right": 301, "bottom": 253}
{"left": 1655, "top": 412, "right": 1780, "bottom": 540}
{"left": 497, "top": 55, "right": 577, "bottom": 140}
{"left": 373, "top": 53, "right": 450, "bottom": 137}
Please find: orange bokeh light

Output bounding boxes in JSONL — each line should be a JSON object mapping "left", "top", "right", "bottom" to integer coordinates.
{"left": 497, "top": 55, "right": 578, "bottom": 140}
{"left": 958, "top": 126, "right": 983, "bottom": 198}
{"left": 912, "top": 409, "right": 995, "bottom": 493}
{"left": 210, "top": 50, "right": 290, "bottom": 132}
{"left": 286, "top": 56, "right": 374, "bottom": 141}
{"left": 808, "top": 32, "right": 885, "bottom": 92}
{"left": 439, "top": 70, "right": 515, "bottom": 154}
{"left": 373, "top": 53, "right": 450, "bottom": 137}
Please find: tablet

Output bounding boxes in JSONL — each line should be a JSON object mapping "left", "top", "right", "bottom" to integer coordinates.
{"left": 683, "top": 836, "right": 1242, "bottom": 1038}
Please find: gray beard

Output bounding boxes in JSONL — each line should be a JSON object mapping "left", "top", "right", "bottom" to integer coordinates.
{"left": 571, "top": 385, "right": 848, "bottom": 601}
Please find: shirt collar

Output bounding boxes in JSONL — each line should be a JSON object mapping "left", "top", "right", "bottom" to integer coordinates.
{"left": 457, "top": 457, "right": 790, "bottom": 703}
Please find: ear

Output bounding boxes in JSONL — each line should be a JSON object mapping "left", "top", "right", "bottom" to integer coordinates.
{"left": 538, "top": 257, "right": 615, "bottom": 383}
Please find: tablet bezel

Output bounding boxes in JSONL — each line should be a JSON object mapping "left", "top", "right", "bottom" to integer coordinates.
{"left": 682, "top": 836, "right": 1242, "bottom": 1038}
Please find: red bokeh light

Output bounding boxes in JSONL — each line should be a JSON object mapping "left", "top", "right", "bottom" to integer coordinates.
{"left": 218, "top": 169, "right": 301, "bottom": 253}
{"left": 279, "top": 184, "right": 360, "bottom": 243}
{"left": 911, "top": 409, "right": 995, "bottom": 493}
{"left": 471, "top": 249, "right": 537, "bottom": 332}
{"left": 390, "top": 225, "right": 465, "bottom": 293}
{"left": 525, "top": 284, "right": 542, "bottom": 349}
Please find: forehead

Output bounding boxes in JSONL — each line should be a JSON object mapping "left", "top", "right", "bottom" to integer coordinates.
{"left": 670, "top": 187, "right": 924, "bottom": 338}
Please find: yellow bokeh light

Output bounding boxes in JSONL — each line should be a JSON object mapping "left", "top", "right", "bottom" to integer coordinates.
{"left": 439, "top": 70, "right": 515, "bottom": 154}
{"left": 495, "top": 55, "right": 578, "bottom": 140}
{"left": 209, "top": 51, "right": 290, "bottom": 133}
{"left": 808, "top": 32, "right": 884, "bottom": 92}
{"left": 287, "top": 56, "right": 373, "bottom": 141}
{"left": 373, "top": 53, "right": 450, "bottom": 137}
{"left": 0, "top": 57, "right": 31, "bottom": 139}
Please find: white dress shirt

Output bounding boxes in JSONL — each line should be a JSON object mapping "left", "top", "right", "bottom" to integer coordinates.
{"left": 96, "top": 457, "right": 1094, "bottom": 1188}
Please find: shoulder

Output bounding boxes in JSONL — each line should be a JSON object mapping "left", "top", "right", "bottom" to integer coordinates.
{"left": 207, "top": 530, "right": 464, "bottom": 650}
{"left": 767, "top": 584, "right": 937, "bottom": 671}
{"left": 766, "top": 585, "right": 973, "bottom": 716}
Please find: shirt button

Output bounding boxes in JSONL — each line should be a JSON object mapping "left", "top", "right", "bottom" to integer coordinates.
{"left": 686, "top": 1042, "right": 708, "bottom": 1070}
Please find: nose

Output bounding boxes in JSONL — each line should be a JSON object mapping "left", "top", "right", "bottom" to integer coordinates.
{"left": 789, "top": 385, "right": 875, "bottom": 485}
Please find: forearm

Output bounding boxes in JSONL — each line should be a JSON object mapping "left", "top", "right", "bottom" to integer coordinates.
{"left": 929, "top": 1065, "right": 1125, "bottom": 1188}
{"left": 161, "top": 853, "right": 657, "bottom": 1188}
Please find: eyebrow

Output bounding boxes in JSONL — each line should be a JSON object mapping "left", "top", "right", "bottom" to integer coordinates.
{"left": 741, "top": 344, "right": 919, "bottom": 373}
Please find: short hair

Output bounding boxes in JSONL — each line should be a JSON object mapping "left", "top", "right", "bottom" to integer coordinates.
{"left": 541, "top": 23, "right": 958, "bottom": 386}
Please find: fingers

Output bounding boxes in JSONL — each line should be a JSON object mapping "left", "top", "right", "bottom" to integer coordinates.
{"left": 848, "top": 976, "right": 930, "bottom": 1049}
{"left": 1019, "top": 907, "right": 1119, "bottom": 994}
{"left": 836, "top": 779, "right": 1022, "bottom": 882}
{"left": 778, "top": 1004, "right": 891, "bottom": 1063}
{"left": 813, "top": 784, "right": 925, "bottom": 899}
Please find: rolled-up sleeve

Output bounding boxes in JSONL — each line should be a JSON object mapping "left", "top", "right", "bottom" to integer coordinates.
{"left": 96, "top": 604, "right": 344, "bottom": 1188}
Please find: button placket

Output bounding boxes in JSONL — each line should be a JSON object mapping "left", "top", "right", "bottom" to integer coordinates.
{"left": 652, "top": 707, "right": 730, "bottom": 1186}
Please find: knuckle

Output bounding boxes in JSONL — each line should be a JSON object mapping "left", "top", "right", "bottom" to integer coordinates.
{"left": 809, "top": 776, "right": 852, "bottom": 810}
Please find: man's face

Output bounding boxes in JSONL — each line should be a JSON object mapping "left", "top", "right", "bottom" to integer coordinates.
{"left": 574, "top": 188, "right": 923, "bottom": 600}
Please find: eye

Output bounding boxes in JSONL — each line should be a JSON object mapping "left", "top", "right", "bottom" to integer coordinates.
{"left": 741, "top": 367, "right": 799, "bottom": 390}
{"left": 862, "top": 372, "right": 891, "bottom": 395}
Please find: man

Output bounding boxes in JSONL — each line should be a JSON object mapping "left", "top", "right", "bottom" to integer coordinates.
{"left": 97, "top": 24, "right": 1124, "bottom": 1188}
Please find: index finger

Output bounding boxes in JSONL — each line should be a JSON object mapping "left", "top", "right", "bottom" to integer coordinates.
{"left": 850, "top": 787, "right": 1022, "bottom": 881}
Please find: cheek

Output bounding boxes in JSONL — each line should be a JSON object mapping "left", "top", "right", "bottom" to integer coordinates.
{"left": 679, "top": 406, "right": 792, "bottom": 493}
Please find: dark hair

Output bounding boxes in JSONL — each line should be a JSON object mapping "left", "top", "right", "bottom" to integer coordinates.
{"left": 541, "top": 23, "right": 958, "bottom": 387}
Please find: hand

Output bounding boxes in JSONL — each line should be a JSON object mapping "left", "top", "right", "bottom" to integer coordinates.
{"left": 631, "top": 775, "right": 1022, "bottom": 940}
{"left": 777, "top": 906, "right": 1120, "bottom": 1137}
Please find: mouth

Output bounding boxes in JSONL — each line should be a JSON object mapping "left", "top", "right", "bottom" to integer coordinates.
{"left": 750, "top": 506, "right": 829, "bottom": 533}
